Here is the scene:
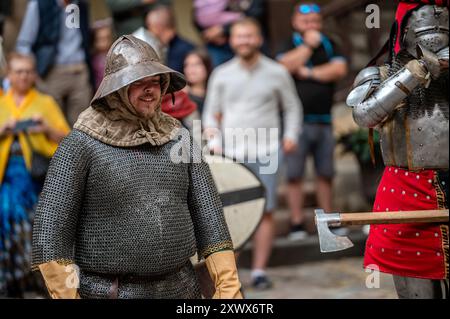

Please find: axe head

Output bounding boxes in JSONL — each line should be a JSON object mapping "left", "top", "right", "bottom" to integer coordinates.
{"left": 315, "top": 209, "right": 354, "bottom": 253}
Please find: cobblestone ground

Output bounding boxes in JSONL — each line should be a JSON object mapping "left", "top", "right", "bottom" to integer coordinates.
{"left": 239, "top": 257, "right": 398, "bottom": 299}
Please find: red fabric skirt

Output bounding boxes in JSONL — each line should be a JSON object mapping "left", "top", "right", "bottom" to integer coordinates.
{"left": 364, "top": 167, "right": 449, "bottom": 280}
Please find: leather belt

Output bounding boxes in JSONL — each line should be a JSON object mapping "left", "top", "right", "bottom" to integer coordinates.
{"left": 90, "top": 264, "right": 187, "bottom": 299}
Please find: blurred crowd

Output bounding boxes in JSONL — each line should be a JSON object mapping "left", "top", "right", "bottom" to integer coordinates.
{"left": 0, "top": 0, "right": 349, "bottom": 298}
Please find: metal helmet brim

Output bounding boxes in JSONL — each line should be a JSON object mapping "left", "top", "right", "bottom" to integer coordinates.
{"left": 91, "top": 35, "right": 186, "bottom": 106}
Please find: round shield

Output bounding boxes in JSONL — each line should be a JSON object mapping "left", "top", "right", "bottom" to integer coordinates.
{"left": 206, "top": 154, "right": 266, "bottom": 251}
{"left": 191, "top": 154, "right": 266, "bottom": 265}
{"left": 191, "top": 154, "right": 266, "bottom": 298}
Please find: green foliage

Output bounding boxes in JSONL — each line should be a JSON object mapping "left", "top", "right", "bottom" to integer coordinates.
{"left": 338, "top": 129, "right": 381, "bottom": 164}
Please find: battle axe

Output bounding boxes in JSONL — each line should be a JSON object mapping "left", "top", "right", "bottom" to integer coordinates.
{"left": 315, "top": 209, "right": 449, "bottom": 253}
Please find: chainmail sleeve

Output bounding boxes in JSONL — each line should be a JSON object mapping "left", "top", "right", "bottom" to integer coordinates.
{"left": 31, "top": 131, "right": 91, "bottom": 271}
{"left": 186, "top": 132, "right": 234, "bottom": 259}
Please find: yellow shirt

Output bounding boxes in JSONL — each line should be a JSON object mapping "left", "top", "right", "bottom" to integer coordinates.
{"left": 0, "top": 89, "right": 70, "bottom": 183}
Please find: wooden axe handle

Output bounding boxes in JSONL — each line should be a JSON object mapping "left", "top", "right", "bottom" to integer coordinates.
{"left": 339, "top": 209, "right": 449, "bottom": 226}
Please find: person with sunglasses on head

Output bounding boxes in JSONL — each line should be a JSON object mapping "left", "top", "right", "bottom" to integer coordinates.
{"left": 277, "top": 2, "right": 348, "bottom": 241}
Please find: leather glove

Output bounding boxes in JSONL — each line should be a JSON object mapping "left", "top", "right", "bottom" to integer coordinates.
{"left": 205, "top": 250, "right": 243, "bottom": 299}
{"left": 405, "top": 59, "right": 431, "bottom": 87}
{"left": 38, "top": 261, "right": 81, "bottom": 299}
{"left": 416, "top": 44, "right": 446, "bottom": 80}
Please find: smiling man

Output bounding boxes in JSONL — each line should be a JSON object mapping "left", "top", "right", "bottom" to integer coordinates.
{"left": 203, "top": 18, "right": 302, "bottom": 290}
{"left": 127, "top": 75, "right": 162, "bottom": 117}
{"left": 30, "top": 35, "right": 243, "bottom": 299}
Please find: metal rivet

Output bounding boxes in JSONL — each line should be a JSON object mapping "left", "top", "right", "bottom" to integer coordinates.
{"left": 437, "top": 252, "right": 441, "bottom": 256}
{"left": 418, "top": 127, "right": 422, "bottom": 131}
{"left": 395, "top": 169, "right": 398, "bottom": 173}
{"left": 416, "top": 232, "right": 420, "bottom": 237}
{"left": 428, "top": 179, "right": 433, "bottom": 184}
{"left": 416, "top": 175, "right": 420, "bottom": 180}
{"left": 417, "top": 252, "right": 421, "bottom": 256}
{"left": 384, "top": 228, "right": 388, "bottom": 232}
{"left": 405, "top": 172, "right": 409, "bottom": 176}
{"left": 381, "top": 248, "right": 385, "bottom": 253}
{"left": 414, "top": 193, "right": 418, "bottom": 198}
{"left": 383, "top": 187, "right": 386, "bottom": 191}
{"left": 435, "top": 233, "right": 439, "bottom": 237}
{"left": 398, "top": 231, "right": 402, "bottom": 235}
{"left": 427, "top": 196, "right": 431, "bottom": 200}
{"left": 391, "top": 189, "right": 395, "bottom": 193}
{"left": 402, "top": 191, "right": 406, "bottom": 195}
{"left": 397, "top": 250, "right": 402, "bottom": 254}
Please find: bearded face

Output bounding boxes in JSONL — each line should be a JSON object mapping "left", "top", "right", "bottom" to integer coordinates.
{"left": 128, "top": 75, "right": 162, "bottom": 118}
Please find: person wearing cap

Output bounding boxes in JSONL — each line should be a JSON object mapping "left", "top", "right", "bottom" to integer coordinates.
{"left": 30, "top": 35, "right": 242, "bottom": 299}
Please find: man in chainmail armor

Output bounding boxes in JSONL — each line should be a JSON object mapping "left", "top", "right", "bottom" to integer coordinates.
{"left": 347, "top": 0, "right": 449, "bottom": 299}
{"left": 31, "top": 35, "right": 243, "bottom": 299}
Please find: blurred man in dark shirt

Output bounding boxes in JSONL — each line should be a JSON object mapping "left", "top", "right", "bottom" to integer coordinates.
{"left": 278, "top": 2, "right": 348, "bottom": 240}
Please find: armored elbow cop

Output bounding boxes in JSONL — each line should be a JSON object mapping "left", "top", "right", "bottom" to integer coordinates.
{"left": 346, "top": 4, "right": 449, "bottom": 170}
{"left": 347, "top": 60, "right": 429, "bottom": 127}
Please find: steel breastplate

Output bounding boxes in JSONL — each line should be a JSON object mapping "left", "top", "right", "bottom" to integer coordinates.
{"left": 379, "top": 52, "right": 449, "bottom": 170}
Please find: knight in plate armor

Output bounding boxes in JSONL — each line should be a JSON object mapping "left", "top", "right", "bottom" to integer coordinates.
{"left": 347, "top": 0, "right": 449, "bottom": 299}
{"left": 31, "top": 35, "right": 243, "bottom": 299}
